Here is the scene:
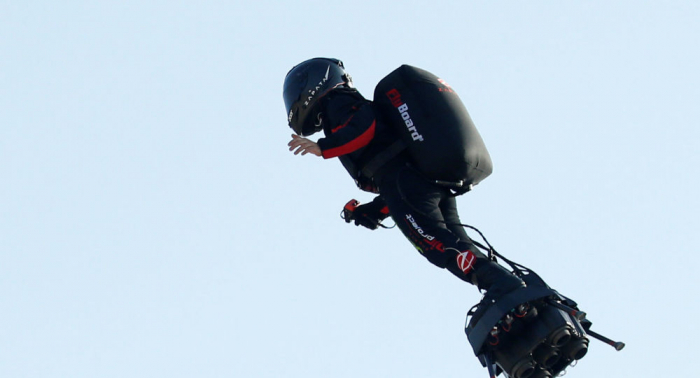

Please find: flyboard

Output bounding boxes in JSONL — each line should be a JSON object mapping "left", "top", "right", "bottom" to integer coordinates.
{"left": 464, "top": 241, "right": 625, "bottom": 378}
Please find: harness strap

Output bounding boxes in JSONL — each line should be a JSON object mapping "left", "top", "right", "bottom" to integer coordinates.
{"left": 360, "top": 139, "right": 407, "bottom": 179}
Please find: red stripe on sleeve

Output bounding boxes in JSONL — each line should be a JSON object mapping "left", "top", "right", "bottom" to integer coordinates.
{"left": 322, "top": 120, "right": 376, "bottom": 159}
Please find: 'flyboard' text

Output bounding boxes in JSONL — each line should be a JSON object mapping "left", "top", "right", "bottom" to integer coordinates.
{"left": 386, "top": 89, "right": 424, "bottom": 142}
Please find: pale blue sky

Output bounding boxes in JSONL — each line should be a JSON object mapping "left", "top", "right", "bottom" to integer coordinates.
{"left": 2, "top": 1, "right": 699, "bottom": 377}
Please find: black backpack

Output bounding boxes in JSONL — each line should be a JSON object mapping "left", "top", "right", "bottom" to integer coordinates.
{"left": 372, "top": 65, "right": 493, "bottom": 192}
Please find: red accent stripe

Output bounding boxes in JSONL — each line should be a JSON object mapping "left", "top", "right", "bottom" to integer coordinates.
{"left": 331, "top": 114, "right": 355, "bottom": 133}
{"left": 322, "top": 120, "right": 376, "bottom": 158}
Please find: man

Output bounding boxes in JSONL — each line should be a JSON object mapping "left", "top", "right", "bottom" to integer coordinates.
{"left": 284, "top": 58, "right": 524, "bottom": 300}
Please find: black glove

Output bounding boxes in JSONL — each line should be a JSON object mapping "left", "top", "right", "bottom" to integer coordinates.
{"left": 343, "top": 197, "right": 390, "bottom": 230}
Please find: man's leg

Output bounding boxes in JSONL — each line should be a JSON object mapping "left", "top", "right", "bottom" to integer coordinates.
{"left": 379, "top": 165, "right": 524, "bottom": 296}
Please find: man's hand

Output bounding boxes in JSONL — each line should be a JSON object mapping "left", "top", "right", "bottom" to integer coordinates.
{"left": 343, "top": 198, "right": 391, "bottom": 230}
{"left": 288, "top": 134, "right": 322, "bottom": 157}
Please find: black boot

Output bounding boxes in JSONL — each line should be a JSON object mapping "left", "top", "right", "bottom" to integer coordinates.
{"left": 467, "top": 258, "right": 526, "bottom": 326}
{"left": 470, "top": 258, "right": 526, "bottom": 299}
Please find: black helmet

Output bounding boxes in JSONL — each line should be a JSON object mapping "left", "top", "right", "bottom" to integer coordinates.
{"left": 283, "top": 58, "right": 352, "bottom": 136}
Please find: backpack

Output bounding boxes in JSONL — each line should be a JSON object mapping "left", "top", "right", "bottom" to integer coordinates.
{"left": 372, "top": 65, "right": 493, "bottom": 192}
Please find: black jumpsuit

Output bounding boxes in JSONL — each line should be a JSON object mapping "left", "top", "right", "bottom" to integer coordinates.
{"left": 316, "top": 89, "right": 484, "bottom": 283}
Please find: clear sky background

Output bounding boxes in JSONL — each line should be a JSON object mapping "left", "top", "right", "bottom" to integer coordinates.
{"left": 2, "top": 1, "right": 699, "bottom": 377}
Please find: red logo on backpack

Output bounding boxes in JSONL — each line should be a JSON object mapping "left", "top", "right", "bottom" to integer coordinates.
{"left": 437, "top": 78, "right": 455, "bottom": 93}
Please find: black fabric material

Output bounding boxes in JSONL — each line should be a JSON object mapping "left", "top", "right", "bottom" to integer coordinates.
{"left": 373, "top": 65, "right": 493, "bottom": 185}
{"left": 317, "top": 89, "right": 400, "bottom": 193}
{"left": 470, "top": 259, "right": 526, "bottom": 297}
{"left": 360, "top": 139, "right": 407, "bottom": 180}
{"left": 375, "top": 162, "right": 487, "bottom": 283}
